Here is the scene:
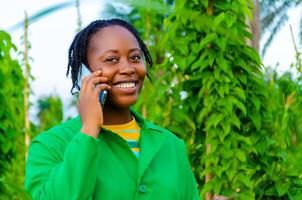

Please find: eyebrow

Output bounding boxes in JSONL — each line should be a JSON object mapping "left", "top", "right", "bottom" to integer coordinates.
{"left": 102, "top": 48, "right": 141, "bottom": 54}
{"left": 129, "top": 48, "right": 141, "bottom": 53}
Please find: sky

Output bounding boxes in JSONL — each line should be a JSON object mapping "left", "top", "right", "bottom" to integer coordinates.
{"left": 0, "top": 0, "right": 301, "bottom": 121}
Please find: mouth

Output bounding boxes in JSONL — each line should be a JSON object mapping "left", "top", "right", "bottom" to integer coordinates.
{"left": 113, "top": 81, "right": 136, "bottom": 88}
{"left": 112, "top": 79, "right": 138, "bottom": 88}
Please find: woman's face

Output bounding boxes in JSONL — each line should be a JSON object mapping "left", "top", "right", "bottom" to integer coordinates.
{"left": 86, "top": 25, "right": 146, "bottom": 108}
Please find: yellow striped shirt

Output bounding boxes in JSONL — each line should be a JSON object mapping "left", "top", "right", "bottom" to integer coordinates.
{"left": 102, "top": 117, "right": 140, "bottom": 158}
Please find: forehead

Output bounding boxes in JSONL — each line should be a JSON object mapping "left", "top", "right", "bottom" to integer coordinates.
{"left": 88, "top": 25, "right": 140, "bottom": 52}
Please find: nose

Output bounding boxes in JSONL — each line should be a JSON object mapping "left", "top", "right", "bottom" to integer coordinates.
{"left": 119, "top": 59, "right": 135, "bottom": 75}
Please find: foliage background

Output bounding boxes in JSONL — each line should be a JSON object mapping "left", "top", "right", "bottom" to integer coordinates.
{"left": 0, "top": 0, "right": 302, "bottom": 199}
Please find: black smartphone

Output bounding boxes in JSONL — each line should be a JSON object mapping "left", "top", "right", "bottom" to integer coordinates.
{"left": 80, "top": 66, "right": 107, "bottom": 108}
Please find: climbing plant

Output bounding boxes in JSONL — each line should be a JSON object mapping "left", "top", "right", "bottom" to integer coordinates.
{"left": 30, "top": 95, "right": 64, "bottom": 138}
{"left": 0, "top": 30, "right": 27, "bottom": 198}
{"left": 132, "top": 0, "right": 302, "bottom": 199}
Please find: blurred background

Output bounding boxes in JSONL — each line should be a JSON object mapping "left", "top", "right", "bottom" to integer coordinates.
{"left": 0, "top": 0, "right": 302, "bottom": 199}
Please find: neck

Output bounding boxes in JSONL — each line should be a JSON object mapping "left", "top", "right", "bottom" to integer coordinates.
{"left": 102, "top": 106, "right": 132, "bottom": 125}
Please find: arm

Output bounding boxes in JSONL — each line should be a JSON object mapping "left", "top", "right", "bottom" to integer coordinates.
{"left": 25, "top": 131, "right": 99, "bottom": 200}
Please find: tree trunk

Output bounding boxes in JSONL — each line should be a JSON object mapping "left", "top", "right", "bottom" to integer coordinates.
{"left": 205, "top": 136, "right": 213, "bottom": 200}
{"left": 24, "top": 12, "right": 30, "bottom": 160}
{"left": 205, "top": 1, "right": 214, "bottom": 199}
{"left": 251, "top": 0, "right": 260, "bottom": 52}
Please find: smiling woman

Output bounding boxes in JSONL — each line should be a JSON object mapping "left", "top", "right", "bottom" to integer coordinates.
{"left": 24, "top": 18, "right": 200, "bottom": 200}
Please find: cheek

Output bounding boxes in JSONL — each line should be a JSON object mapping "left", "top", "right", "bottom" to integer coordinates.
{"left": 136, "top": 64, "right": 147, "bottom": 80}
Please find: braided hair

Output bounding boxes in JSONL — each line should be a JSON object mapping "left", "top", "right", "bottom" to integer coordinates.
{"left": 66, "top": 18, "right": 153, "bottom": 95}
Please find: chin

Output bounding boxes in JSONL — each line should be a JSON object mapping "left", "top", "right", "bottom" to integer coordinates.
{"left": 106, "top": 96, "right": 138, "bottom": 109}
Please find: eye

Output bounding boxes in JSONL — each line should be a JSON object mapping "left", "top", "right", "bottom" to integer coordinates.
{"left": 105, "top": 57, "right": 119, "bottom": 63}
{"left": 130, "top": 54, "right": 142, "bottom": 62}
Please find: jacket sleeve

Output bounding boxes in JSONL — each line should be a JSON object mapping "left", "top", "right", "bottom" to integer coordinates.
{"left": 179, "top": 139, "right": 201, "bottom": 200}
{"left": 25, "top": 131, "right": 100, "bottom": 200}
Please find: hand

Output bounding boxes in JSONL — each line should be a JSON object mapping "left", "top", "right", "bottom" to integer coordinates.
{"left": 78, "top": 70, "right": 111, "bottom": 138}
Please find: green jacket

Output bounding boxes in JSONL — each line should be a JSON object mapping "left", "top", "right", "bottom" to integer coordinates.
{"left": 25, "top": 111, "right": 200, "bottom": 200}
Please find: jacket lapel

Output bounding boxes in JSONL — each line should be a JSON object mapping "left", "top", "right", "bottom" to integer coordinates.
{"left": 99, "top": 129, "right": 139, "bottom": 183}
{"left": 137, "top": 127, "right": 167, "bottom": 182}
{"left": 127, "top": 109, "right": 168, "bottom": 182}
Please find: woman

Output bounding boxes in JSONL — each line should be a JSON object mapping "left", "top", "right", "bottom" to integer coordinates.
{"left": 25, "top": 18, "right": 200, "bottom": 200}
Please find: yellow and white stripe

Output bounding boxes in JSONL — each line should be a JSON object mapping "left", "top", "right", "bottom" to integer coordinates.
{"left": 103, "top": 117, "right": 140, "bottom": 158}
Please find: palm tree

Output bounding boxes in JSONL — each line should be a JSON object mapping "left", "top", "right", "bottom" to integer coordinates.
{"left": 260, "top": 0, "right": 302, "bottom": 56}
{"left": 9, "top": 1, "right": 75, "bottom": 31}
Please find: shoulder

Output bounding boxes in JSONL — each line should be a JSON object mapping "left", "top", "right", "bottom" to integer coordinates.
{"left": 143, "top": 119, "right": 186, "bottom": 149}
{"left": 146, "top": 121, "right": 181, "bottom": 139}
{"left": 132, "top": 109, "right": 184, "bottom": 145}
{"left": 33, "top": 115, "right": 82, "bottom": 146}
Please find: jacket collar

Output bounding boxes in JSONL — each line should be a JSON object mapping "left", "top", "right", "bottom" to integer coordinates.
{"left": 130, "top": 110, "right": 167, "bottom": 182}
{"left": 130, "top": 109, "right": 160, "bottom": 131}
{"left": 71, "top": 109, "right": 168, "bottom": 183}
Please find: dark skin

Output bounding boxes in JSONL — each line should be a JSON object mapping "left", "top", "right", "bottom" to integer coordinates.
{"left": 78, "top": 25, "right": 146, "bottom": 138}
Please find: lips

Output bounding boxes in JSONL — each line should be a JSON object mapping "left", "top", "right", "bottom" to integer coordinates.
{"left": 112, "top": 79, "right": 138, "bottom": 87}
{"left": 111, "top": 80, "right": 139, "bottom": 94}
{"left": 114, "top": 82, "right": 136, "bottom": 88}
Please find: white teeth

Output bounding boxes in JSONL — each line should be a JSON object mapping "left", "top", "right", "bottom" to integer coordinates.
{"left": 116, "top": 82, "right": 135, "bottom": 88}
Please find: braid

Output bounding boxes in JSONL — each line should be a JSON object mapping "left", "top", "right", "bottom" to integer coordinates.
{"left": 66, "top": 18, "right": 153, "bottom": 95}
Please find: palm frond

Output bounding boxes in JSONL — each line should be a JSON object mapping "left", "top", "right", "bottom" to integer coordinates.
{"left": 294, "top": 0, "right": 302, "bottom": 5}
{"left": 260, "top": 0, "right": 278, "bottom": 14}
{"left": 8, "top": 1, "right": 74, "bottom": 32}
{"left": 261, "top": 13, "right": 289, "bottom": 56}
{"left": 121, "top": 0, "right": 173, "bottom": 14}
{"left": 261, "top": 0, "right": 293, "bottom": 35}
{"left": 101, "top": 1, "right": 131, "bottom": 19}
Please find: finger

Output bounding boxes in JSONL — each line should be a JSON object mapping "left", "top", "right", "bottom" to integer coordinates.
{"left": 88, "top": 77, "right": 109, "bottom": 90}
{"left": 88, "top": 69, "right": 102, "bottom": 79}
{"left": 92, "top": 76, "right": 108, "bottom": 84}
{"left": 92, "top": 69, "right": 103, "bottom": 76}
{"left": 94, "top": 83, "right": 111, "bottom": 94}
{"left": 81, "top": 70, "right": 102, "bottom": 91}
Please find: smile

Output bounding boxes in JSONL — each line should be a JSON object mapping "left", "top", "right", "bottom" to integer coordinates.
{"left": 114, "top": 82, "right": 136, "bottom": 88}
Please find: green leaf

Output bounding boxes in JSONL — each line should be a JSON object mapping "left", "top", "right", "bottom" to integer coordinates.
{"left": 249, "top": 111, "right": 261, "bottom": 131}
{"left": 228, "top": 96, "right": 247, "bottom": 116}
{"left": 197, "top": 109, "right": 208, "bottom": 124}
{"left": 230, "top": 114, "right": 241, "bottom": 129}
{"left": 199, "top": 33, "right": 217, "bottom": 49}
{"left": 226, "top": 167, "right": 236, "bottom": 181}
{"left": 236, "top": 150, "right": 247, "bottom": 162}
{"left": 225, "top": 12, "right": 237, "bottom": 28}
{"left": 276, "top": 181, "right": 290, "bottom": 196}
{"left": 220, "top": 121, "right": 231, "bottom": 141}
{"left": 237, "top": 173, "right": 253, "bottom": 188}
{"left": 216, "top": 54, "right": 229, "bottom": 72}
{"left": 217, "top": 86, "right": 225, "bottom": 98}
{"left": 233, "top": 87, "right": 246, "bottom": 101}
{"left": 216, "top": 37, "right": 228, "bottom": 52}
{"left": 213, "top": 12, "right": 225, "bottom": 27}
{"left": 1, "top": 141, "right": 11, "bottom": 154}
{"left": 206, "top": 112, "right": 225, "bottom": 129}
{"left": 251, "top": 96, "right": 261, "bottom": 111}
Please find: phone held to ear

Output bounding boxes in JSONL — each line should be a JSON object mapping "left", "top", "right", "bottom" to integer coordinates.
{"left": 80, "top": 66, "right": 107, "bottom": 108}
{"left": 98, "top": 90, "right": 107, "bottom": 108}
